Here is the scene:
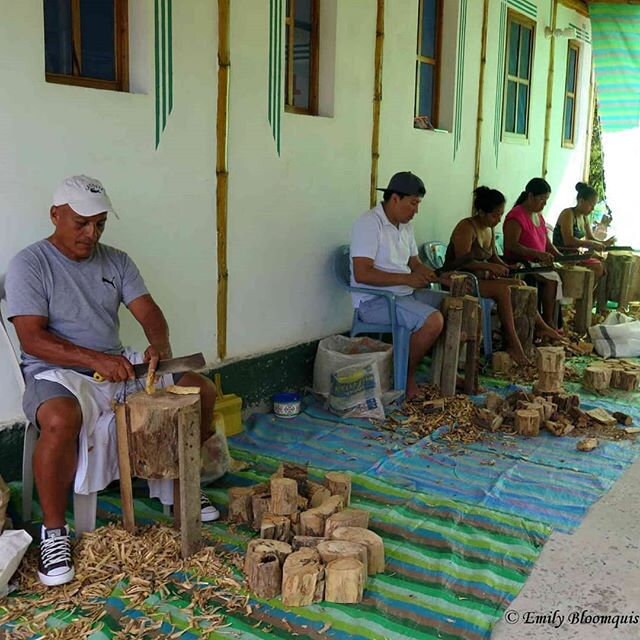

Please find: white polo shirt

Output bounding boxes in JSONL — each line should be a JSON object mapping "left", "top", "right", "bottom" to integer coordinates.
{"left": 350, "top": 202, "right": 417, "bottom": 308}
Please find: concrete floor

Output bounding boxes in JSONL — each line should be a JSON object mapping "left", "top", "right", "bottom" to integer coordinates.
{"left": 491, "top": 456, "right": 640, "bottom": 640}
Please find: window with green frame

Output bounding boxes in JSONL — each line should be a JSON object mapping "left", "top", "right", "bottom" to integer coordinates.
{"left": 562, "top": 42, "right": 580, "bottom": 146}
{"left": 414, "top": 0, "right": 442, "bottom": 129}
{"left": 503, "top": 13, "right": 534, "bottom": 137}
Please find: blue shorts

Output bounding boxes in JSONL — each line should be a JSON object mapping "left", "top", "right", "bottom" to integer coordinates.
{"left": 357, "top": 290, "right": 446, "bottom": 332}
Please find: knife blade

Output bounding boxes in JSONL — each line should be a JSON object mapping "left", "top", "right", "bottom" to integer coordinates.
{"left": 93, "top": 352, "right": 206, "bottom": 382}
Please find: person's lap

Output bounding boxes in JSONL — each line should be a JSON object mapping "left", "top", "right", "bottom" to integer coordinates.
{"left": 357, "top": 289, "right": 446, "bottom": 331}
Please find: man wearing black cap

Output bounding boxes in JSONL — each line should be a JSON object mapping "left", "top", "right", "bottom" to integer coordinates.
{"left": 350, "top": 171, "right": 446, "bottom": 399}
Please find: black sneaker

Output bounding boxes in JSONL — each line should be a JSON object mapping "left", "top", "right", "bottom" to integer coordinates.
{"left": 200, "top": 493, "right": 220, "bottom": 522}
{"left": 38, "top": 525, "right": 75, "bottom": 587}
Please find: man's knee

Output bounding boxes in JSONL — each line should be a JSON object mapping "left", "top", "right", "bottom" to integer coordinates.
{"left": 178, "top": 372, "right": 217, "bottom": 407}
{"left": 419, "top": 310, "right": 444, "bottom": 336}
{"left": 36, "top": 397, "right": 82, "bottom": 441}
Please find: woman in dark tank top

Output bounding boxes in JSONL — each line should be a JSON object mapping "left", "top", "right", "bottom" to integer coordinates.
{"left": 444, "top": 187, "right": 563, "bottom": 365}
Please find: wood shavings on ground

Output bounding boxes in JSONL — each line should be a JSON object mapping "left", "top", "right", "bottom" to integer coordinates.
{"left": 0, "top": 523, "right": 246, "bottom": 639}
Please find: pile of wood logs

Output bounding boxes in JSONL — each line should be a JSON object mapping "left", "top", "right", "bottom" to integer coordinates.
{"left": 583, "top": 359, "right": 640, "bottom": 392}
{"left": 229, "top": 464, "right": 384, "bottom": 605}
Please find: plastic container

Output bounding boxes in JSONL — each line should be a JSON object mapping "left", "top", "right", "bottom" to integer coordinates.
{"left": 214, "top": 374, "right": 243, "bottom": 436}
{"left": 272, "top": 391, "right": 302, "bottom": 419}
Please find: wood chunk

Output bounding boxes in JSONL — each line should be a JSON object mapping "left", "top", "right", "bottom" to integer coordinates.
{"left": 586, "top": 408, "right": 618, "bottom": 426}
{"left": 577, "top": 437, "right": 599, "bottom": 452}
{"left": 543, "top": 420, "right": 574, "bottom": 437}
{"left": 281, "top": 548, "right": 323, "bottom": 607}
{"left": 574, "top": 342, "right": 594, "bottom": 355}
{"left": 325, "top": 472, "right": 352, "bottom": 507}
{"left": 609, "top": 368, "right": 625, "bottom": 389}
{"left": 246, "top": 552, "right": 281, "bottom": 599}
{"left": 292, "top": 536, "right": 326, "bottom": 550}
{"left": 317, "top": 540, "right": 368, "bottom": 582}
{"left": 510, "top": 285, "right": 537, "bottom": 356}
{"left": 552, "top": 393, "right": 580, "bottom": 413}
{"left": 535, "top": 346, "right": 565, "bottom": 393}
{"left": 324, "top": 558, "right": 365, "bottom": 604}
{"left": 515, "top": 409, "right": 540, "bottom": 437}
{"left": 330, "top": 526, "right": 385, "bottom": 575}
{"left": 475, "top": 408, "right": 503, "bottom": 432}
{"left": 299, "top": 495, "right": 344, "bottom": 537}
{"left": 612, "top": 411, "right": 633, "bottom": 427}
{"left": 281, "top": 462, "right": 310, "bottom": 498}
{"left": 260, "top": 513, "right": 292, "bottom": 542}
{"left": 324, "top": 508, "right": 370, "bottom": 538}
{"left": 517, "top": 401, "right": 545, "bottom": 423}
{"left": 583, "top": 366, "right": 612, "bottom": 391}
{"left": 245, "top": 539, "right": 292, "bottom": 573}
{"left": 484, "top": 392, "right": 504, "bottom": 413}
{"left": 228, "top": 487, "right": 253, "bottom": 524}
{"left": 617, "top": 370, "right": 640, "bottom": 392}
{"left": 251, "top": 494, "right": 272, "bottom": 531}
{"left": 492, "top": 351, "right": 513, "bottom": 374}
{"left": 308, "top": 481, "right": 332, "bottom": 508}
{"left": 422, "top": 399, "right": 445, "bottom": 413}
{"left": 270, "top": 477, "right": 299, "bottom": 516}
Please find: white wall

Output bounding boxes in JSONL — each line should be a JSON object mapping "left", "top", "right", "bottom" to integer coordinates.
{"left": 0, "top": 0, "right": 594, "bottom": 423}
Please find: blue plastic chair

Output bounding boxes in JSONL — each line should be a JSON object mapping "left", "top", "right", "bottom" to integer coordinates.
{"left": 420, "top": 241, "right": 495, "bottom": 360}
{"left": 334, "top": 246, "right": 411, "bottom": 394}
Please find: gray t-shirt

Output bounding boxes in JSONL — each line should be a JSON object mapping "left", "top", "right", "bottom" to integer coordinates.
{"left": 6, "top": 239, "right": 148, "bottom": 375}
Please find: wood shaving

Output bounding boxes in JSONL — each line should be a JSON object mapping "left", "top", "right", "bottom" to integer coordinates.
{"left": 0, "top": 524, "right": 245, "bottom": 639}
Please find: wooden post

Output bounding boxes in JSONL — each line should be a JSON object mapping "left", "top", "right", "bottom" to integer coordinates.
{"left": 541, "top": 0, "right": 558, "bottom": 179}
{"left": 437, "top": 297, "right": 464, "bottom": 396}
{"left": 605, "top": 252, "right": 636, "bottom": 310}
{"left": 574, "top": 268, "right": 595, "bottom": 335}
{"left": 216, "top": 0, "right": 231, "bottom": 360}
{"left": 178, "top": 407, "right": 202, "bottom": 557}
{"left": 114, "top": 403, "right": 135, "bottom": 533}
{"left": 473, "top": 0, "right": 490, "bottom": 188}
{"left": 510, "top": 285, "right": 537, "bottom": 356}
{"left": 462, "top": 296, "right": 480, "bottom": 394}
{"left": 370, "top": 0, "right": 384, "bottom": 207}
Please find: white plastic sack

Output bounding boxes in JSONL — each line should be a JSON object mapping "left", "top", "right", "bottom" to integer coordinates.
{"left": 201, "top": 413, "right": 231, "bottom": 483}
{"left": 0, "top": 476, "right": 9, "bottom": 534}
{"left": 313, "top": 335, "right": 392, "bottom": 397}
{"left": 589, "top": 312, "right": 640, "bottom": 358}
{"left": 328, "top": 361, "right": 385, "bottom": 421}
{"left": 0, "top": 530, "right": 32, "bottom": 599}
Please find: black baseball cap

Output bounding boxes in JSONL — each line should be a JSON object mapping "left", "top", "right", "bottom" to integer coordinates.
{"left": 377, "top": 171, "right": 426, "bottom": 197}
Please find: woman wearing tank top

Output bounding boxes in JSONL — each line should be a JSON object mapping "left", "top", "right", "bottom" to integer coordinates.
{"left": 444, "top": 187, "right": 563, "bottom": 365}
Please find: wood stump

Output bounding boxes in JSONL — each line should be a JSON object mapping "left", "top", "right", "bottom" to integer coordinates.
{"left": 515, "top": 409, "right": 540, "bottom": 437}
{"left": 605, "top": 252, "right": 637, "bottom": 309}
{"left": 114, "top": 390, "right": 201, "bottom": 557}
{"left": 292, "top": 536, "right": 326, "bottom": 550}
{"left": 559, "top": 266, "right": 588, "bottom": 299}
{"left": 245, "top": 539, "right": 293, "bottom": 570}
{"left": 534, "top": 347, "right": 565, "bottom": 393}
{"left": 251, "top": 494, "right": 272, "bottom": 531}
{"left": 260, "top": 513, "right": 292, "bottom": 541}
{"left": 325, "top": 472, "right": 352, "bottom": 506}
{"left": 510, "top": 285, "right": 537, "bottom": 355}
{"left": 324, "top": 558, "right": 365, "bottom": 604}
{"left": 270, "top": 478, "right": 299, "bottom": 516}
{"left": 228, "top": 487, "right": 254, "bottom": 524}
{"left": 492, "top": 351, "right": 513, "bottom": 374}
{"left": 324, "top": 508, "right": 370, "bottom": 537}
{"left": 308, "top": 482, "right": 332, "bottom": 508}
{"left": 317, "top": 540, "right": 368, "bottom": 582}
{"left": 281, "top": 548, "right": 324, "bottom": 607}
{"left": 246, "top": 552, "right": 282, "bottom": 599}
{"left": 330, "top": 526, "right": 385, "bottom": 574}
{"left": 583, "top": 366, "right": 611, "bottom": 391}
{"left": 299, "top": 495, "right": 343, "bottom": 537}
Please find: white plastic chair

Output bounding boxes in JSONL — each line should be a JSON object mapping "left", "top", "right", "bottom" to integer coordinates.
{"left": 0, "top": 275, "right": 97, "bottom": 535}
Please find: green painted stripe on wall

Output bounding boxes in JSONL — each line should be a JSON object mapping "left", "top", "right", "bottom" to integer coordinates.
{"left": 268, "top": 0, "right": 283, "bottom": 155}
{"left": 454, "top": 0, "right": 468, "bottom": 159}
{"left": 495, "top": 1, "right": 507, "bottom": 166}
{"left": 154, "top": 0, "right": 174, "bottom": 149}
{"left": 508, "top": 0, "right": 537, "bottom": 19}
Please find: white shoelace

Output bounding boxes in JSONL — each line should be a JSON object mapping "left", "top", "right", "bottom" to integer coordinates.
{"left": 41, "top": 535, "right": 72, "bottom": 568}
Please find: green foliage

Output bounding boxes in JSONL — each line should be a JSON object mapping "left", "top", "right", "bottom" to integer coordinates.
{"left": 589, "top": 103, "right": 607, "bottom": 202}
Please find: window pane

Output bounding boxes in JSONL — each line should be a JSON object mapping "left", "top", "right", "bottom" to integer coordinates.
{"left": 567, "top": 47, "right": 577, "bottom": 93}
{"left": 417, "top": 62, "right": 434, "bottom": 118}
{"left": 44, "top": 0, "right": 73, "bottom": 75}
{"left": 519, "top": 26, "right": 531, "bottom": 79}
{"left": 564, "top": 97, "right": 575, "bottom": 141}
{"left": 80, "top": 0, "right": 115, "bottom": 80}
{"left": 508, "top": 22, "right": 519, "bottom": 76}
{"left": 420, "top": 0, "right": 438, "bottom": 59}
{"left": 517, "top": 83, "right": 528, "bottom": 134}
{"left": 505, "top": 80, "right": 517, "bottom": 132}
{"left": 292, "top": 0, "right": 312, "bottom": 110}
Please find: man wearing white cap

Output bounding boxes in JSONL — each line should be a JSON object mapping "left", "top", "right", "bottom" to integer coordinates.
{"left": 5, "top": 175, "right": 219, "bottom": 587}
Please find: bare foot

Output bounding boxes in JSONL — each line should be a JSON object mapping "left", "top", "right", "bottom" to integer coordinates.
{"left": 507, "top": 347, "right": 531, "bottom": 366}
{"left": 536, "top": 325, "right": 565, "bottom": 344}
{"left": 406, "top": 379, "right": 420, "bottom": 401}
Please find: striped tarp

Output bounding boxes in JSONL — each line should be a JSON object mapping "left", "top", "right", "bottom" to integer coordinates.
{"left": 590, "top": 3, "right": 640, "bottom": 132}
{"left": 2, "top": 463, "right": 548, "bottom": 640}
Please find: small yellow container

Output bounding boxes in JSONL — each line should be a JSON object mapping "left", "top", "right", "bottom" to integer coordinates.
{"left": 214, "top": 374, "right": 243, "bottom": 436}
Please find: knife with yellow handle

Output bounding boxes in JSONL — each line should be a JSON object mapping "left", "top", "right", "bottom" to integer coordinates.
{"left": 92, "top": 352, "right": 206, "bottom": 383}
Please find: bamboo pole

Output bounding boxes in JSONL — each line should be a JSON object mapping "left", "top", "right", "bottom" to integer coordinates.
{"left": 541, "top": 0, "right": 558, "bottom": 179}
{"left": 216, "top": 0, "right": 230, "bottom": 360}
{"left": 583, "top": 65, "right": 596, "bottom": 182}
{"left": 473, "top": 0, "right": 490, "bottom": 189}
{"left": 370, "top": 0, "right": 384, "bottom": 208}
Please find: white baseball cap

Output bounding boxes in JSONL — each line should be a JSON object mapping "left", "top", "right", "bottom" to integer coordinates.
{"left": 52, "top": 175, "right": 119, "bottom": 219}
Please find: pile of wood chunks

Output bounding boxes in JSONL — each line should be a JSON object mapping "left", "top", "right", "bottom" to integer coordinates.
{"left": 228, "top": 464, "right": 384, "bottom": 606}
{"left": 583, "top": 359, "right": 640, "bottom": 393}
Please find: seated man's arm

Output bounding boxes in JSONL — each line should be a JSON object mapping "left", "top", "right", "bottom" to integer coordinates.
{"left": 12, "top": 315, "right": 135, "bottom": 381}
{"left": 127, "top": 294, "right": 172, "bottom": 363}
{"left": 352, "top": 257, "right": 432, "bottom": 289}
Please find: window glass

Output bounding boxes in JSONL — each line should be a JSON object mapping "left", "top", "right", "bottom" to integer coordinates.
{"left": 518, "top": 26, "right": 531, "bottom": 78}
{"left": 80, "top": 0, "right": 115, "bottom": 81}
{"left": 420, "top": 0, "right": 437, "bottom": 59}
{"left": 418, "top": 62, "right": 434, "bottom": 119}
{"left": 516, "top": 84, "right": 528, "bottom": 134}
{"left": 505, "top": 80, "right": 517, "bottom": 132}
{"left": 44, "top": 0, "right": 73, "bottom": 75}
